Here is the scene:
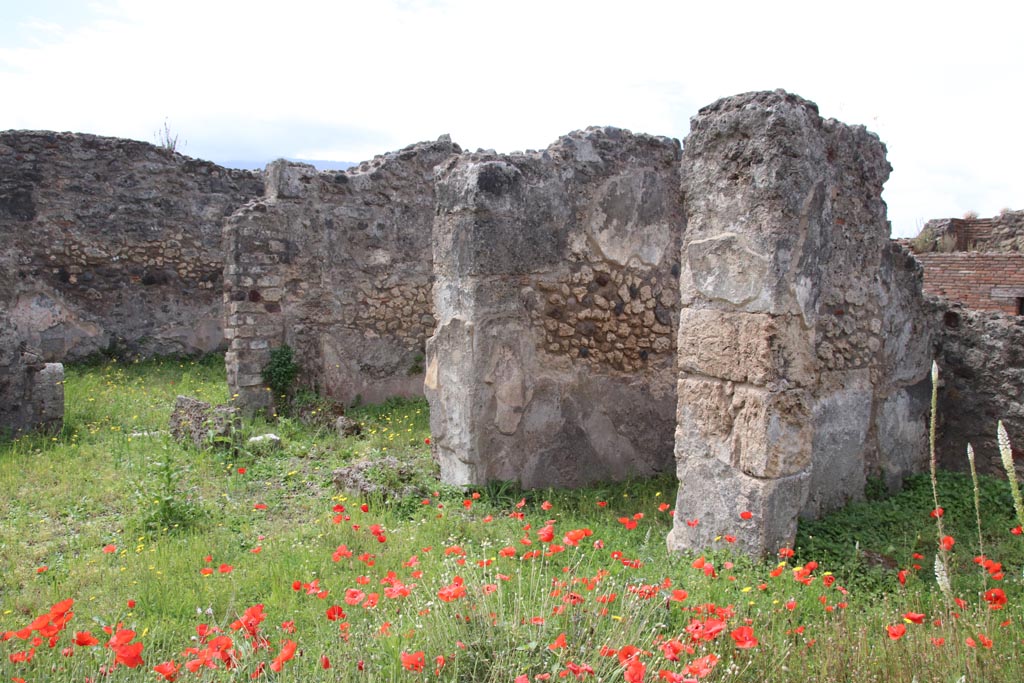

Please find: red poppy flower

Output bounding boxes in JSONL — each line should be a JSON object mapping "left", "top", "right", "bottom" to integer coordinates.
{"left": 401, "top": 650, "right": 425, "bottom": 672}
{"left": 624, "top": 658, "right": 646, "bottom": 683}
{"left": 684, "top": 653, "right": 718, "bottom": 678}
{"left": 270, "top": 640, "right": 297, "bottom": 672}
{"left": 730, "top": 625, "right": 758, "bottom": 649}
{"left": 153, "top": 660, "right": 180, "bottom": 681}
{"left": 886, "top": 624, "right": 906, "bottom": 640}
{"left": 984, "top": 588, "right": 1007, "bottom": 610}
{"left": 114, "top": 641, "right": 145, "bottom": 668}
{"left": 548, "top": 632, "right": 567, "bottom": 650}
{"left": 940, "top": 536, "right": 955, "bottom": 551}
{"left": 438, "top": 579, "right": 467, "bottom": 602}
{"left": 740, "top": 511, "right": 753, "bottom": 520}
{"left": 902, "top": 612, "right": 925, "bottom": 624}
{"left": 344, "top": 589, "right": 366, "bottom": 606}
{"left": 102, "top": 544, "right": 117, "bottom": 554}
{"left": 73, "top": 632, "right": 99, "bottom": 647}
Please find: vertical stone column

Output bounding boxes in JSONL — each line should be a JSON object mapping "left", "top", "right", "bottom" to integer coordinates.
{"left": 667, "top": 90, "right": 919, "bottom": 557}
{"left": 426, "top": 128, "right": 683, "bottom": 488}
{"left": 223, "top": 161, "right": 310, "bottom": 415}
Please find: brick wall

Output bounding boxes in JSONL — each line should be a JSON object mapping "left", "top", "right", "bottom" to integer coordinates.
{"left": 913, "top": 252, "right": 1024, "bottom": 313}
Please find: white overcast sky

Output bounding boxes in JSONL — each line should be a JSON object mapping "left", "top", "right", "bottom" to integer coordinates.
{"left": 1, "top": 0, "right": 1021, "bottom": 237}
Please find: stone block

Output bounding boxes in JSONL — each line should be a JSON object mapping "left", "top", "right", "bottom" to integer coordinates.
{"left": 676, "top": 309, "right": 816, "bottom": 387}
{"left": 668, "top": 453, "right": 809, "bottom": 558}
{"left": 168, "top": 395, "right": 239, "bottom": 449}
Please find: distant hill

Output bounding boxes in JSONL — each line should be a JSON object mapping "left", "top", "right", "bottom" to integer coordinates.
{"left": 217, "top": 158, "right": 356, "bottom": 172}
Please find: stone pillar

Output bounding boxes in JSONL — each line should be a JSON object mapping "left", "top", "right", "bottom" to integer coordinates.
{"left": 222, "top": 161, "right": 308, "bottom": 416}
{"left": 667, "top": 91, "right": 928, "bottom": 557}
{"left": 0, "top": 310, "right": 64, "bottom": 437}
{"left": 426, "top": 128, "right": 683, "bottom": 488}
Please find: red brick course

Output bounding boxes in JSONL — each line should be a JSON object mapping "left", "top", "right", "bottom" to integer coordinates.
{"left": 913, "top": 252, "right": 1024, "bottom": 313}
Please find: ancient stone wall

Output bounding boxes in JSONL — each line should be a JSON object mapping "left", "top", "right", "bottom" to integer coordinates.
{"left": 0, "top": 310, "right": 64, "bottom": 438}
{"left": 934, "top": 304, "right": 1024, "bottom": 475}
{"left": 224, "top": 137, "right": 457, "bottom": 414}
{"left": 0, "top": 131, "right": 262, "bottom": 360}
{"left": 426, "top": 127, "right": 683, "bottom": 488}
{"left": 4, "top": 94, "right": 983, "bottom": 559}
{"left": 667, "top": 91, "right": 933, "bottom": 557}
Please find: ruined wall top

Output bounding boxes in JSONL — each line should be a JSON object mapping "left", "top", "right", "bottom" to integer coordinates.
{"left": 0, "top": 130, "right": 263, "bottom": 360}
{"left": 224, "top": 135, "right": 459, "bottom": 411}
{"left": 913, "top": 210, "right": 1024, "bottom": 253}
{"left": 263, "top": 135, "right": 460, "bottom": 203}
{"left": 433, "top": 126, "right": 681, "bottom": 279}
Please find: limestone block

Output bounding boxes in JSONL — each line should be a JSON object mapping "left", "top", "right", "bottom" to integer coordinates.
{"left": 0, "top": 312, "right": 65, "bottom": 437}
{"left": 265, "top": 160, "right": 318, "bottom": 201}
{"left": 34, "top": 363, "right": 65, "bottom": 433}
{"left": 425, "top": 316, "right": 479, "bottom": 485}
{"left": 169, "top": 395, "right": 240, "bottom": 449}
{"left": 582, "top": 168, "right": 679, "bottom": 267}
{"left": 676, "top": 309, "right": 815, "bottom": 387}
{"left": 336, "top": 416, "right": 362, "bottom": 437}
{"left": 730, "top": 385, "right": 813, "bottom": 479}
{"left": 684, "top": 233, "right": 770, "bottom": 307}
{"left": 668, "top": 452, "right": 809, "bottom": 558}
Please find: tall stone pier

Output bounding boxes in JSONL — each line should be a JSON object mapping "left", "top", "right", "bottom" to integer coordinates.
{"left": 667, "top": 91, "right": 932, "bottom": 557}
{"left": 426, "top": 128, "right": 684, "bottom": 487}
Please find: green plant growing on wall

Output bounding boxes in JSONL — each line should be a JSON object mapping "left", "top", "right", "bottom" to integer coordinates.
{"left": 154, "top": 117, "right": 185, "bottom": 153}
{"left": 263, "top": 345, "right": 300, "bottom": 407}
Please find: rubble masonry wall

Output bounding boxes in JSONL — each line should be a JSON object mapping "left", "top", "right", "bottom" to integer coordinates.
{"left": 223, "top": 137, "right": 457, "bottom": 414}
{"left": 0, "top": 130, "right": 262, "bottom": 360}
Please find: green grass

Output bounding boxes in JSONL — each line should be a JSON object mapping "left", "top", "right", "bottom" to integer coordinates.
{"left": 1, "top": 357, "right": 1022, "bottom": 681}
